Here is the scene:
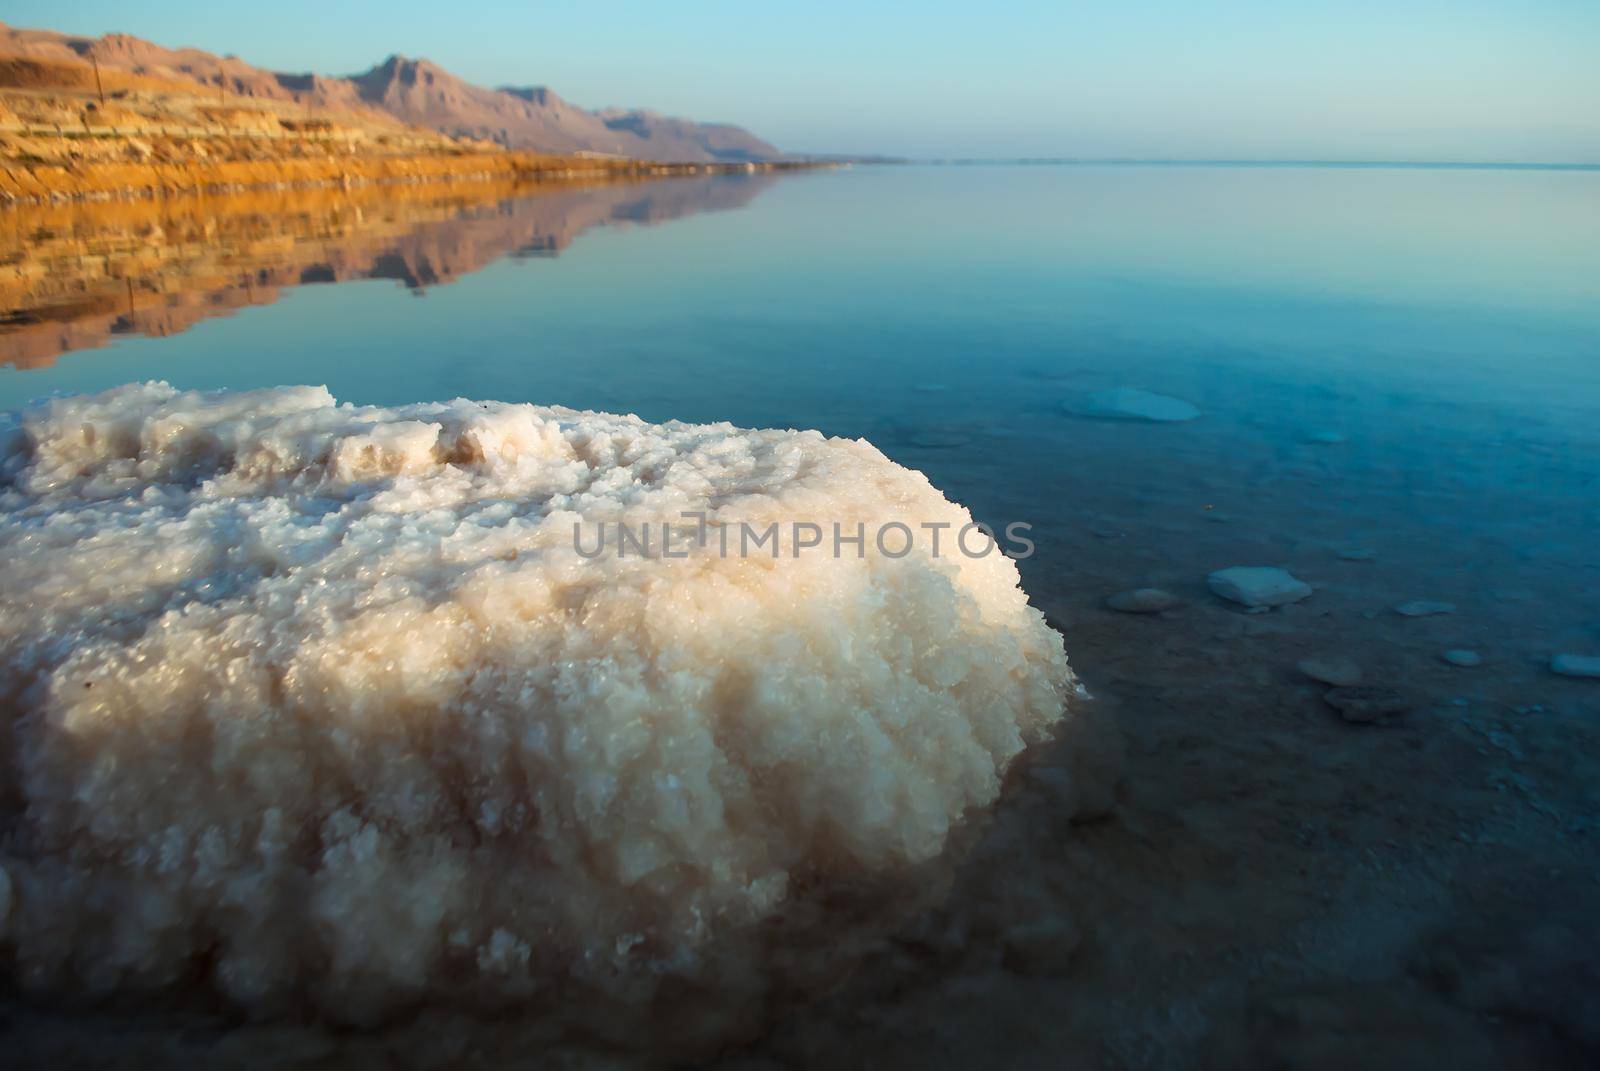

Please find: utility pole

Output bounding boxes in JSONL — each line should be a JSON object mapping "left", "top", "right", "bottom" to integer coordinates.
{"left": 91, "top": 53, "right": 106, "bottom": 106}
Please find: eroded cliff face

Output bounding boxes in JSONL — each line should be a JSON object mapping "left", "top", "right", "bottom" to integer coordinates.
{"left": 0, "top": 23, "right": 784, "bottom": 163}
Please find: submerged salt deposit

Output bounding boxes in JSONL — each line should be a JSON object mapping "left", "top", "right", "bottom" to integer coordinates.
{"left": 0, "top": 383, "right": 1074, "bottom": 1030}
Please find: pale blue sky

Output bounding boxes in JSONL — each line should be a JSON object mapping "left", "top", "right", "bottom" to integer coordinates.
{"left": 6, "top": 1, "right": 1597, "bottom": 160}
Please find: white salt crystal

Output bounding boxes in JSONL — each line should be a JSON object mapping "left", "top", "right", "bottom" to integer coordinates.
{"left": 0, "top": 382, "right": 1077, "bottom": 1028}
{"left": 1206, "top": 566, "right": 1313, "bottom": 608}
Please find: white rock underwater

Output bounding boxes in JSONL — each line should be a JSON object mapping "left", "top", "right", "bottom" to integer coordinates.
{"left": 1081, "top": 388, "right": 1201, "bottom": 423}
{"left": 0, "top": 383, "right": 1080, "bottom": 1043}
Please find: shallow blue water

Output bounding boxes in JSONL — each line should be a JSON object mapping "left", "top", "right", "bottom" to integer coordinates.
{"left": 5, "top": 165, "right": 1597, "bottom": 430}
{"left": 4, "top": 165, "right": 1599, "bottom": 673}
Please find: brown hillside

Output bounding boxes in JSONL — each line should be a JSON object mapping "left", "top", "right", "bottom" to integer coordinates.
{"left": 0, "top": 22, "right": 784, "bottom": 162}
{"left": 0, "top": 24, "right": 812, "bottom": 205}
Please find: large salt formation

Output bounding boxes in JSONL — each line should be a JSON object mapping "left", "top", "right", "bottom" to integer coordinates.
{"left": 0, "top": 383, "right": 1075, "bottom": 1032}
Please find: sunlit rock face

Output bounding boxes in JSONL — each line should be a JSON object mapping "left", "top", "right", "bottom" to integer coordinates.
{"left": 0, "top": 383, "right": 1075, "bottom": 1036}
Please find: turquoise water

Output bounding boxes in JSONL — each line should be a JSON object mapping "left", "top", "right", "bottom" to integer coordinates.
{"left": 6, "top": 165, "right": 1599, "bottom": 1065}
{"left": 5, "top": 165, "right": 1598, "bottom": 428}
{"left": 4, "top": 165, "right": 1599, "bottom": 674}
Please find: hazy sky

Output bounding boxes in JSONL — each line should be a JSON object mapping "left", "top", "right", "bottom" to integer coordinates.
{"left": 6, "top": 0, "right": 1597, "bottom": 160}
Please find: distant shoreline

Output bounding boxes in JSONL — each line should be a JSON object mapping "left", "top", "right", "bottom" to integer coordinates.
{"left": 0, "top": 156, "right": 830, "bottom": 208}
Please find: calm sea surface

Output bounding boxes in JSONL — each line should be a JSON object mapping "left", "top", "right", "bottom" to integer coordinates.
{"left": 5, "top": 165, "right": 1598, "bottom": 424}
{"left": 3, "top": 165, "right": 1599, "bottom": 663}
{"left": 6, "top": 164, "right": 1599, "bottom": 1066}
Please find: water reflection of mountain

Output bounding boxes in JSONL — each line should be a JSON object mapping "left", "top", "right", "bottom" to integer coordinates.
{"left": 0, "top": 173, "right": 780, "bottom": 369}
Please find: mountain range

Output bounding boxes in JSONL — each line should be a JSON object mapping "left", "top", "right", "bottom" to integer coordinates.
{"left": 0, "top": 23, "right": 784, "bottom": 162}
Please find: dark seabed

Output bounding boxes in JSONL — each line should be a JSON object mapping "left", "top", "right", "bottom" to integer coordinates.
{"left": 3, "top": 164, "right": 1599, "bottom": 1067}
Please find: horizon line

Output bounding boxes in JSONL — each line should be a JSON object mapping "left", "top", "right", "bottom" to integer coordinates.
{"left": 880, "top": 158, "right": 1600, "bottom": 172}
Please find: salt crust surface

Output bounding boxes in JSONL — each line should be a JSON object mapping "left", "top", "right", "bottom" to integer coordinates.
{"left": 0, "top": 383, "right": 1073, "bottom": 1022}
